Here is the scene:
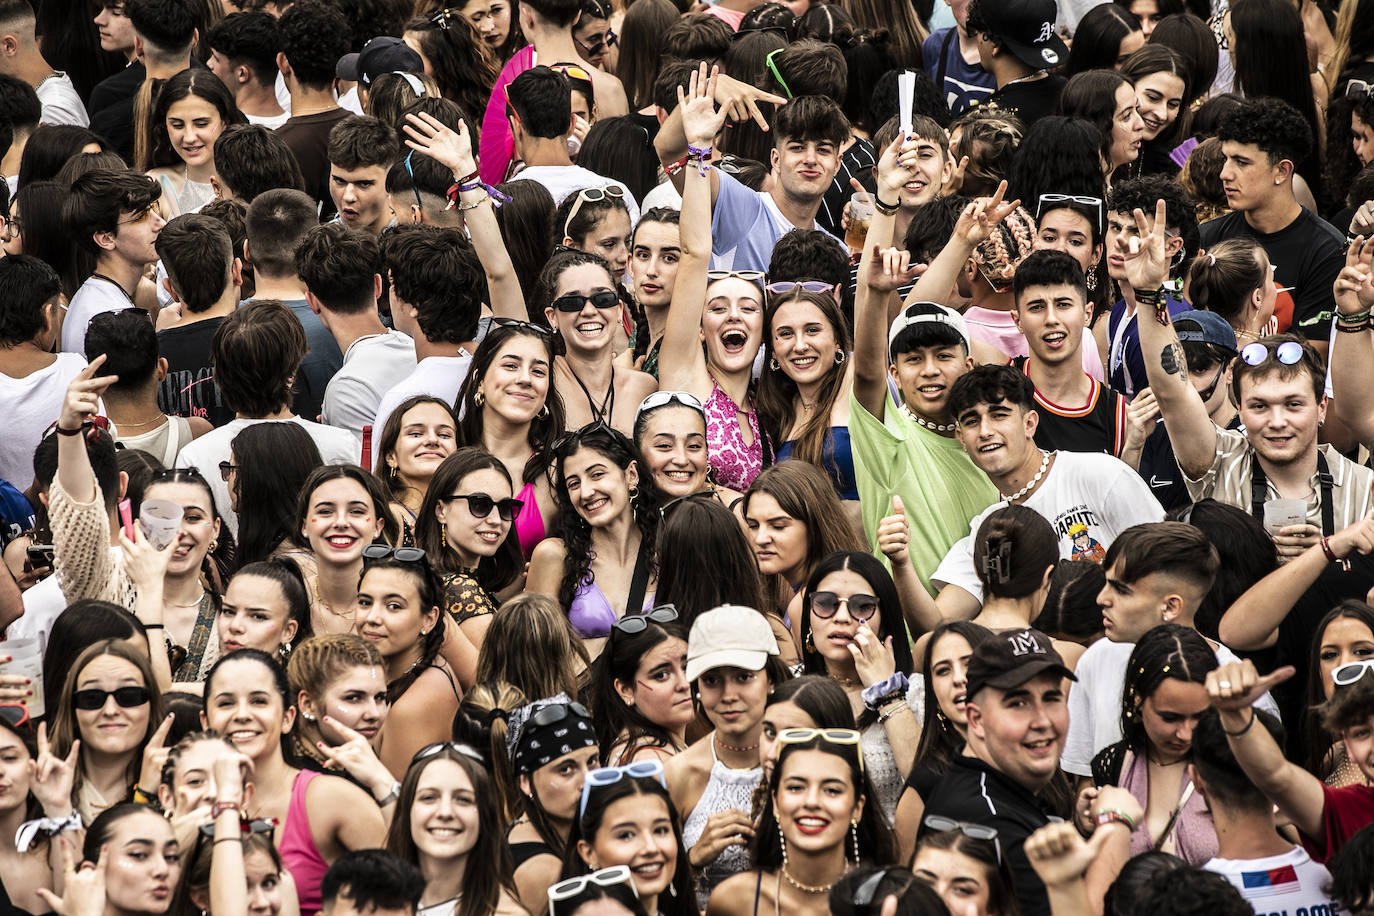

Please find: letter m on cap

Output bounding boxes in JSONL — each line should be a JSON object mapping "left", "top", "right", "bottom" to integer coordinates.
{"left": 1008, "top": 631, "right": 1042, "bottom": 657}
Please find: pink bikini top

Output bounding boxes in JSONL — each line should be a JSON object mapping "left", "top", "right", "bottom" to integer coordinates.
{"left": 515, "top": 480, "right": 546, "bottom": 559}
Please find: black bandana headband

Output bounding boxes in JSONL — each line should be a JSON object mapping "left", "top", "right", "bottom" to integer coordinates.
{"left": 506, "top": 694, "right": 597, "bottom": 774}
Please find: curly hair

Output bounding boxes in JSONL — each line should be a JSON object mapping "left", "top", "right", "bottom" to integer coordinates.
{"left": 277, "top": 0, "right": 352, "bottom": 90}
{"left": 1107, "top": 175, "right": 1200, "bottom": 277}
{"left": 551, "top": 425, "right": 662, "bottom": 614}
{"left": 1217, "top": 95, "right": 1313, "bottom": 168}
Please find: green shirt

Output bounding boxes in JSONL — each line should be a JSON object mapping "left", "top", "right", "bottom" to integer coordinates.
{"left": 849, "top": 391, "right": 998, "bottom": 595}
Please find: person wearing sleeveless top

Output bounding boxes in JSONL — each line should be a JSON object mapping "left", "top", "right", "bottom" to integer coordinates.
{"left": 528, "top": 425, "right": 662, "bottom": 645}
{"left": 587, "top": 606, "right": 693, "bottom": 766}
{"left": 201, "top": 650, "right": 385, "bottom": 916}
{"left": 455, "top": 320, "right": 566, "bottom": 562}
{"left": 504, "top": 695, "right": 601, "bottom": 916}
{"left": 416, "top": 449, "right": 525, "bottom": 684}
{"left": 377, "top": 396, "right": 458, "bottom": 549}
{"left": 667, "top": 607, "right": 791, "bottom": 909}
{"left": 659, "top": 95, "right": 770, "bottom": 492}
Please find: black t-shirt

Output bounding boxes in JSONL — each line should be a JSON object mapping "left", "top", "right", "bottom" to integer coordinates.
{"left": 1138, "top": 413, "right": 1244, "bottom": 511}
{"left": 1198, "top": 208, "right": 1344, "bottom": 341}
{"left": 1010, "top": 356, "right": 1126, "bottom": 456}
{"left": 983, "top": 73, "right": 1067, "bottom": 127}
{"left": 924, "top": 754, "right": 1059, "bottom": 916}
{"left": 157, "top": 318, "right": 231, "bottom": 427}
{"left": 277, "top": 108, "right": 352, "bottom": 220}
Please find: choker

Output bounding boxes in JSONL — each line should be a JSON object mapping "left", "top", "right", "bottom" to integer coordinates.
{"left": 1004, "top": 450, "right": 1050, "bottom": 504}
{"left": 714, "top": 734, "right": 759, "bottom": 753}
{"left": 901, "top": 404, "right": 955, "bottom": 434}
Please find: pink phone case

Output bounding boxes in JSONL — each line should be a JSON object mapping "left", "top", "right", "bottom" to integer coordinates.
{"left": 118, "top": 499, "right": 135, "bottom": 541}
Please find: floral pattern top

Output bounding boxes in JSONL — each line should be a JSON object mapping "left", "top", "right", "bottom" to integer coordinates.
{"left": 703, "top": 377, "right": 764, "bottom": 492}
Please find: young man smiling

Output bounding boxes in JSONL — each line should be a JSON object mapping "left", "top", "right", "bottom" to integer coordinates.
{"left": 1135, "top": 199, "right": 1374, "bottom": 558}
{"left": 849, "top": 133, "right": 1001, "bottom": 615}
{"left": 1010, "top": 249, "right": 1127, "bottom": 456}
{"left": 932, "top": 364, "right": 1163, "bottom": 616}
{"left": 655, "top": 90, "right": 846, "bottom": 273}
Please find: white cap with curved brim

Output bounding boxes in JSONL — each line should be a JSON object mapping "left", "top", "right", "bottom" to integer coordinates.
{"left": 888, "top": 302, "right": 972, "bottom": 352}
{"left": 686, "top": 606, "right": 781, "bottom": 683}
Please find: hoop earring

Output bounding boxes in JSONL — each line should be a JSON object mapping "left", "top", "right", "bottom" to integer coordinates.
{"left": 770, "top": 358, "right": 780, "bottom": 372}
{"left": 538, "top": 403, "right": 549, "bottom": 418}
{"left": 850, "top": 818, "right": 860, "bottom": 863}
{"left": 474, "top": 391, "right": 485, "bottom": 406}
{"left": 278, "top": 643, "right": 291, "bottom": 662}
{"left": 804, "top": 632, "right": 815, "bottom": 653}
{"left": 628, "top": 485, "right": 639, "bottom": 505}
{"left": 834, "top": 349, "right": 845, "bottom": 365}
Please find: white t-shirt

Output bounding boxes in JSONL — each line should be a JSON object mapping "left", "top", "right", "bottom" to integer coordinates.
{"left": 0, "top": 353, "right": 87, "bottom": 490}
{"left": 932, "top": 450, "right": 1166, "bottom": 603}
{"left": 321, "top": 330, "right": 417, "bottom": 439}
{"left": 176, "top": 417, "right": 361, "bottom": 537}
{"left": 1204, "top": 847, "right": 1340, "bottom": 914}
{"left": 1061, "top": 638, "right": 1281, "bottom": 777}
{"left": 62, "top": 276, "right": 134, "bottom": 354}
{"left": 245, "top": 110, "right": 290, "bottom": 130}
{"left": 508, "top": 165, "right": 640, "bottom": 224}
{"left": 8, "top": 572, "right": 68, "bottom": 658}
{"left": 35, "top": 72, "right": 88, "bottom": 127}
{"left": 369, "top": 354, "right": 473, "bottom": 468}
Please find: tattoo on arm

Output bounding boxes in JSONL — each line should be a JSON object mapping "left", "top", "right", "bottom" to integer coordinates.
{"left": 1161, "top": 342, "right": 1186, "bottom": 379}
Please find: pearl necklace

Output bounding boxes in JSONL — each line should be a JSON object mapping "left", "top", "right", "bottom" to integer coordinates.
{"left": 1004, "top": 450, "right": 1050, "bottom": 504}
{"left": 901, "top": 404, "right": 955, "bottom": 434}
{"left": 782, "top": 865, "right": 845, "bottom": 894}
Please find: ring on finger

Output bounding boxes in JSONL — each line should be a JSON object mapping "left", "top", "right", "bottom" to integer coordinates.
{"left": 1218, "top": 680, "right": 1231, "bottom": 689}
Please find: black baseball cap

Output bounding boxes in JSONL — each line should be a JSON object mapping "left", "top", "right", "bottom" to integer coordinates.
{"left": 337, "top": 36, "right": 424, "bottom": 88}
{"left": 981, "top": 0, "right": 1068, "bottom": 71}
{"left": 966, "top": 628, "right": 1077, "bottom": 700}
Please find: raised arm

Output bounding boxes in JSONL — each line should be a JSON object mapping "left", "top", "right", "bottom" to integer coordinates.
{"left": 1130, "top": 201, "right": 1218, "bottom": 478}
{"left": 653, "top": 70, "right": 784, "bottom": 200}
{"left": 402, "top": 112, "right": 525, "bottom": 319}
{"left": 1331, "top": 237, "right": 1374, "bottom": 447}
{"left": 658, "top": 65, "right": 728, "bottom": 395}
{"left": 854, "top": 135, "right": 921, "bottom": 420}
{"left": 1206, "top": 660, "right": 1325, "bottom": 838}
{"left": 902, "top": 183, "right": 1021, "bottom": 309}
{"left": 55, "top": 357, "right": 117, "bottom": 506}
{"left": 1219, "top": 514, "right": 1374, "bottom": 649}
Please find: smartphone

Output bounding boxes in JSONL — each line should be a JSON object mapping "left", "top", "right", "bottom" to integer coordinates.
{"left": 25, "top": 544, "right": 54, "bottom": 568}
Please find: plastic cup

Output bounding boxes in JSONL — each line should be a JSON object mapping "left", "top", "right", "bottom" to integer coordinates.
{"left": 846, "top": 192, "right": 875, "bottom": 252}
{"left": 1262, "top": 498, "right": 1307, "bottom": 533}
{"left": 0, "top": 638, "right": 44, "bottom": 717}
{"left": 139, "top": 498, "right": 184, "bottom": 550}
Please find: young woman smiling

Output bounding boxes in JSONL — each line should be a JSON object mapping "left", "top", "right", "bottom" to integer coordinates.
{"left": 218, "top": 561, "right": 311, "bottom": 661}
{"left": 563, "top": 768, "right": 695, "bottom": 916}
{"left": 705, "top": 729, "right": 895, "bottom": 916}
{"left": 353, "top": 549, "right": 461, "bottom": 778}
{"left": 796, "top": 552, "right": 918, "bottom": 824}
{"left": 1057, "top": 70, "right": 1146, "bottom": 186}
{"left": 660, "top": 71, "right": 770, "bottom": 491}
{"left": 455, "top": 321, "right": 565, "bottom": 561}
{"left": 1120, "top": 46, "right": 1191, "bottom": 176}
{"left": 631, "top": 391, "right": 741, "bottom": 506}
{"left": 667, "top": 607, "right": 791, "bottom": 908}
{"left": 51, "top": 640, "right": 163, "bottom": 825}
{"left": 292, "top": 466, "right": 396, "bottom": 638}
{"left": 378, "top": 396, "right": 459, "bottom": 547}
{"left": 527, "top": 424, "right": 662, "bottom": 644}
{"left": 285, "top": 635, "right": 391, "bottom": 788}
{"left": 142, "top": 69, "right": 246, "bottom": 216}
{"left": 587, "top": 607, "right": 694, "bottom": 765}
{"left": 533, "top": 251, "right": 657, "bottom": 435}
{"left": 200, "top": 650, "right": 386, "bottom": 916}
{"left": 416, "top": 448, "right": 524, "bottom": 658}
{"left": 758, "top": 285, "right": 858, "bottom": 508}
{"left": 384, "top": 744, "right": 526, "bottom": 916}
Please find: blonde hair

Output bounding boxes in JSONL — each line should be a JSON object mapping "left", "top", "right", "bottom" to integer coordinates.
{"left": 286, "top": 634, "right": 385, "bottom": 765}
{"left": 455, "top": 681, "right": 528, "bottom": 822}
{"left": 1183, "top": 238, "right": 1267, "bottom": 326}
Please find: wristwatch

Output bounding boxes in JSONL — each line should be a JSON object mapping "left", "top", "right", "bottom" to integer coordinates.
{"left": 376, "top": 781, "right": 401, "bottom": 807}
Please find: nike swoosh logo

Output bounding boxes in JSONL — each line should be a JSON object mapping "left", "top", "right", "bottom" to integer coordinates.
{"left": 1148, "top": 476, "right": 1171, "bottom": 488}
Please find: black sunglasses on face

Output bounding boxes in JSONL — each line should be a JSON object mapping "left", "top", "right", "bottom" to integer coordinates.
{"left": 72, "top": 686, "right": 150, "bottom": 710}
{"left": 809, "top": 591, "right": 880, "bottom": 621}
{"left": 552, "top": 290, "right": 620, "bottom": 312}
{"left": 443, "top": 493, "right": 524, "bottom": 522}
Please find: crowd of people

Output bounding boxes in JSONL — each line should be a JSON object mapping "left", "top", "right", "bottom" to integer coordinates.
{"left": 6, "top": 0, "right": 1374, "bottom": 913}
